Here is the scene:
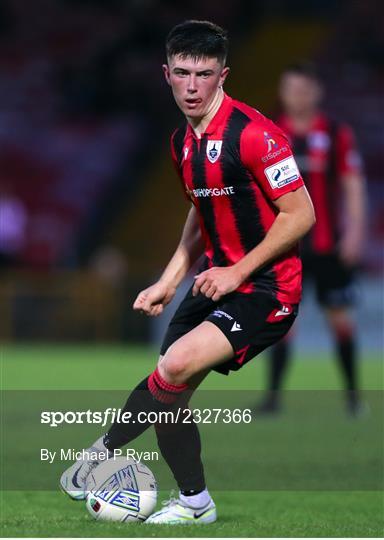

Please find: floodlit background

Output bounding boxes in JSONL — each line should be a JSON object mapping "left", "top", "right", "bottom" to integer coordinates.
{"left": 0, "top": 0, "right": 382, "bottom": 353}
{"left": 1, "top": 3, "right": 383, "bottom": 537}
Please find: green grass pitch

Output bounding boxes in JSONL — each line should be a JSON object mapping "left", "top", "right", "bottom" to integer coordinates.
{"left": 1, "top": 344, "right": 383, "bottom": 537}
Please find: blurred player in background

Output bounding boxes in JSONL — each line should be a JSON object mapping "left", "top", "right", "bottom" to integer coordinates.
{"left": 256, "top": 63, "right": 366, "bottom": 416}
{"left": 60, "top": 22, "right": 315, "bottom": 524}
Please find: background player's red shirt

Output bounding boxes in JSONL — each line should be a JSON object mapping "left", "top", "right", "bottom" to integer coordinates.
{"left": 171, "top": 94, "right": 305, "bottom": 304}
{"left": 277, "top": 113, "right": 363, "bottom": 255}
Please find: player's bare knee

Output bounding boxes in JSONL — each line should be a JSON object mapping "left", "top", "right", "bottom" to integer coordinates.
{"left": 158, "top": 349, "right": 191, "bottom": 385}
{"left": 332, "top": 320, "right": 354, "bottom": 340}
{"left": 158, "top": 358, "right": 188, "bottom": 385}
{"left": 326, "top": 308, "right": 354, "bottom": 335}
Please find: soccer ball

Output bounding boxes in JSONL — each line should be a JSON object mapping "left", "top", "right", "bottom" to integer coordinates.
{"left": 85, "top": 457, "right": 157, "bottom": 522}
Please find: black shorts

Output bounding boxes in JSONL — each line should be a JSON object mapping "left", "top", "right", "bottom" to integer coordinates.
{"left": 160, "top": 287, "right": 298, "bottom": 375}
{"left": 302, "top": 253, "right": 357, "bottom": 307}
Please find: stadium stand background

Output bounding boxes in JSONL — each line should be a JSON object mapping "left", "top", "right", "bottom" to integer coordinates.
{"left": 0, "top": 0, "right": 382, "bottom": 347}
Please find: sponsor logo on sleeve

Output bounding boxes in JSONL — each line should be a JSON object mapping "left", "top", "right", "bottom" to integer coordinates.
{"left": 264, "top": 156, "right": 300, "bottom": 189}
{"left": 264, "top": 131, "right": 279, "bottom": 153}
{"left": 261, "top": 144, "right": 289, "bottom": 162}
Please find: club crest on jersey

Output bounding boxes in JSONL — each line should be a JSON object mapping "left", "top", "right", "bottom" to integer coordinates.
{"left": 206, "top": 140, "right": 222, "bottom": 163}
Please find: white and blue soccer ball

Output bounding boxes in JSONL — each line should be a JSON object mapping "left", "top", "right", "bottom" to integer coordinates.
{"left": 85, "top": 457, "right": 157, "bottom": 522}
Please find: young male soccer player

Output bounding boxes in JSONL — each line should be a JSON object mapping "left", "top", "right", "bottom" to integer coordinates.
{"left": 60, "top": 21, "right": 315, "bottom": 524}
{"left": 256, "top": 63, "right": 366, "bottom": 416}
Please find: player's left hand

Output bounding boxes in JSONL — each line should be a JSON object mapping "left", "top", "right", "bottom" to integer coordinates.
{"left": 192, "top": 266, "right": 243, "bottom": 302}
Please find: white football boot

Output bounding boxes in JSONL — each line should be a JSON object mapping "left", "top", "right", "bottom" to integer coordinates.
{"left": 59, "top": 437, "right": 111, "bottom": 500}
{"left": 145, "top": 492, "right": 217, "bottom": 525}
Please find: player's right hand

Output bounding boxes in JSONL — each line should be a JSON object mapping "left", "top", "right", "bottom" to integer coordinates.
{"left": 133, "top": 281, "right": 176, "bottom": 317}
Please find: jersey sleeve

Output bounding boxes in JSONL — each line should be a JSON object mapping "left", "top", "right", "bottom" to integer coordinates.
{"left": 240, "top": 123, "right": 304, "bottom": 201}
{"left": 336, "top": 124, "right": 363, "bottom": 177}
{"left": 170, "top": 129, "right": 181, "bottom": 173}
{"left": 170, "top": 129, "right": 192, "bottom": 202}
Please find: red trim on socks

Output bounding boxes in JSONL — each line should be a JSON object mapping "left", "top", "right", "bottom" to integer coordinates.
{"left": 148, "top": 367, "right": 188, "bottom": 404}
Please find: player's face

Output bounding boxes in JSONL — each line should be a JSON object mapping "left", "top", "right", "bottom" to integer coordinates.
{"left": 279, "top": 73, "right": 322, "bottom": 115}
{"left": 163, "top": 55, "right": 229, "bottom": 119}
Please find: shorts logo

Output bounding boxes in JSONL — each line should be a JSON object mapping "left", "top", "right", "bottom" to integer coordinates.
{"left": 275, "top": 306, "right": 291, "bottom": 317}
{"left": 267, "top": 305, "right": 293, "bottom": 323}
{"left": 206, "top": 140, "right": 222, "bottom": 163}
{"left": 231, "top": 322, "right": 242, "bottom": 332}
{"left": 184, "top": 147, "right": 189, "bottom": 160}
{"left": 213, "top": 310, "right": 242, "bottom": 331}
{"left": 264, "top": 156, "right": 300, "bottom": 189}
{"left": 213, "top": 310, "right": 233, "bottom": 320}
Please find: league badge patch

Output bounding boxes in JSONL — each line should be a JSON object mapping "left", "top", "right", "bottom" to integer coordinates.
{"left": 264, "top": 156, "right": 300, "bottom": 189}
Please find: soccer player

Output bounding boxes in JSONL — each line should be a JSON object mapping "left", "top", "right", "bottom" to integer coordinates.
{"left": 256, "top": 63, "right": 366, "bottom": 415}
{"left": 60, "top": 21, "right": 315, "bottom": 524}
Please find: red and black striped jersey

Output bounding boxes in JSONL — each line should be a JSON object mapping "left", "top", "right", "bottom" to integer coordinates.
{"left": 277, "top": 113, "right": 363, "bottom": 255}
{"left": 171, "top": 94, "right": 305, "bottom": 304}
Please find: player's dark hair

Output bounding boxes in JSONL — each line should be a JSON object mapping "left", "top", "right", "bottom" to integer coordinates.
{"left": 166, "top": 20, "right": 228, "bottom": 64}
{"left": 282, "top": 61, "right": 321, "bottom": 83}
